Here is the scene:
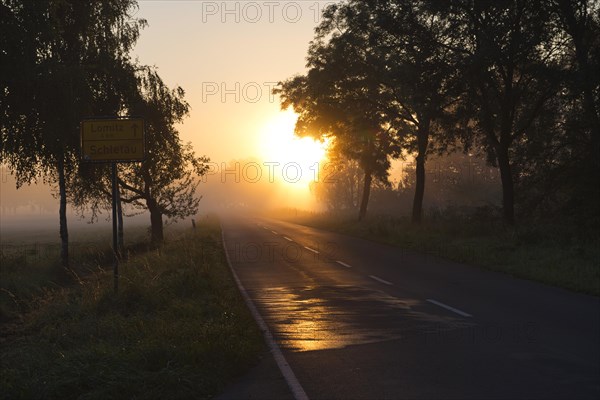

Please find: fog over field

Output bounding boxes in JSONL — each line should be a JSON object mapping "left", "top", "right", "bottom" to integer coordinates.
{"left": 1, "top": 1, "right": 598, "bottom": 399}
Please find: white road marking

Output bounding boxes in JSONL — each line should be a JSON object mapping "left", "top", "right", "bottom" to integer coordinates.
{"left": 284, "top": 236, "right": 293, "bottom": 242}
{"left": 221, "top": 227, "right": 310, "bottom": 400}
{"left": 426, "top": 299, "right": 473, "bottom": 318}
{"left": 369, "top": 275, "right": 393, "bottom": 285}
{"left": 304, "top": 246, "right": 319, "bottom": 254}
{"left": 263, "top": 226, "right": 269, "bottom": 230}
{"left": 271, "top": 230, "right": 278, "bottom": 235}
{"left": 336, "top": 260, "right": 353, "bottom": 268}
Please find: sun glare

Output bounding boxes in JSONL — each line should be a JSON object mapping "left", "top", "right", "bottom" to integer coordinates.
{"left": 261, "top": 110, "right": 328, "bottom": 186}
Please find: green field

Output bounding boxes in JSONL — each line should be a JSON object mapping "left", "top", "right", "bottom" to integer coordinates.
{"left": 0, "top": 217, "right": 263, "bottom": 399}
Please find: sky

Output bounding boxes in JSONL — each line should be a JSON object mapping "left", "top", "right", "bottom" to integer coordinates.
{"left": 132, "top": 0, "right": 330, "bottom": 162}
{"left": 0, "top": 1, "right": 336, "bottom": 228}
{"left": 0, "top": 1, "right": 495, "bottom": 232}
{"left": 129, "top": 0, "right": 342, "bottom": 210}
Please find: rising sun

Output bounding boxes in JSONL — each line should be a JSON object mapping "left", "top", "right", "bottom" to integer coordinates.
{"left": 260, "top": 110, "right": 328, "bottom": 185}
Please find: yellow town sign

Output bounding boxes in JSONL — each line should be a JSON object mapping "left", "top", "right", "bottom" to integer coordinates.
{"left": 81, "top": 118, "right": 145, "bottom": 162}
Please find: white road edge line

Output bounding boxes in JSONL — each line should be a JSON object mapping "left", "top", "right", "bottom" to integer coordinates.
{"left": 369, "top": 275, "right": 393, "bottom": 285}
{"left": 284, "top": 236, "right": 293, "bottom": 242}
{"left": 336, "top": 260, "right": 353, "bottom": 268}
{"left": 426, "top": 299, "right": 473, "bottom": 318}
{"left": 271, "top": 230, "right": 278, "bottom": 235}
{"left": 304, "top": 246, "right": 319, "bottom": 254}
{"left": 221, "top": 226, "right": 310, "bottom": 400}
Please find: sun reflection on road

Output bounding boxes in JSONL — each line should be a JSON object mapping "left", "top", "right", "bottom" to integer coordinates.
{"left": 253, "top": 285, "right": 470, "bottom": 352}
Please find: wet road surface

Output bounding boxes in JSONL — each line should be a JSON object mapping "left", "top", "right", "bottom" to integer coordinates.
{"left": 220, "top": 216, "right": 600, "bottom": 399}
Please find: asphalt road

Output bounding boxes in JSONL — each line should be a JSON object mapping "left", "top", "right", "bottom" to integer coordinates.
{"left": 219, "top": 215, "right": 600, "bottom": 399}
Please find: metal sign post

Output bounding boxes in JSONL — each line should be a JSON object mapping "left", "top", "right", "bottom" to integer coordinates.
{"left": 111, "top": 162, "right": 119, "bottom": 293}
{"left": 81, "top": 117, "right": 145, "bottom": 294}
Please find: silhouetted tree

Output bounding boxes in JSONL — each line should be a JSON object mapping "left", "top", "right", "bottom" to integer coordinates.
{"left": 275, "top": 5, "right": 403, "bottom": 220}
{"left": 119, "top": 68, "right": 210, "bottom": 244}
{"left": 279, "top": 0, "right": 466, "bottom": 223}
{"left": 0, "top": 0, "right": 146, "bottom": 267}
{"left": 447, "top": 0, "right": 562, "bottom": 225}
{"left": 72, "top": 67, "right": 210, "bottom": 245}
{"left": 276, "top": 74, "right": 398, "bottom": 220}
{"left": 543, "top": 0, "right": 600, "bottom": 228}
{"left": 310, "top": 151, "right": 364, "bottom": 213}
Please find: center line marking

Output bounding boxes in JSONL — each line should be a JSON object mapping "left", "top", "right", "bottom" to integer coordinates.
{"left": 284, "top": 236, "right": 293, "bottom": 242}
{"left": 369, "top": 275, "right": 393, "bottom": 285}
{"left": 271, "top": 230, "right": 278, "bottom": 235}
{"left": 426, "top": 299, "right": 472, "bottom": 318}
{"left": 336, "top": 260, "right": 353, "bottom": 268}
{"left": 304, "top": 246, "right": 319, "bottom": 254}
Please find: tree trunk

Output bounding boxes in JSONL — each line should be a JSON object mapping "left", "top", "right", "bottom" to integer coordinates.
{"left": 412, "top": 120, "right": 430, "bottom": 224}
{"left": 496, "top": 144, "right": 515, "bottom": 225}
{"left": 148, "top": 199, "right": 164, "bottom": 245}
{"left": 358, "top": 168, "right": 372, "bottom": 221}
{"left": 57, "top": 157, "right": 69, "bottom": 268}
{"left": 117, "top": 186, "right": 124, "bottom": 257}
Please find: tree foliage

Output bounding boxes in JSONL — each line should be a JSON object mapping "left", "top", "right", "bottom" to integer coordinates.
{"left": 1, "top": 0, "right": 145, "bottom": 183}
{"left": 118, "top": 68, "right": 210, "bottom": 244}
{"left": 277, "top": 0, "right": 466, "bottom": 222}
{"left": 1, "top": 0, "right": 146, "bottom": 267}
{"left": 72, "top": 67, "right": 210, "bottom": 245}
{"left": 280, "top": 0, "right": 599, "bottom": 230}
{"left": 1, "top": 1, "right": 210, "bottom": 260}
{"left": 275, "top": 7, "right": 402, "bottom": 220}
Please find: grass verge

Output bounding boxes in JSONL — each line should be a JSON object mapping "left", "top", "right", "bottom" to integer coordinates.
{"left": 273, "top": 209, "right": 599, "bottom": 296}
{"left": 0, "top": 216, "right": 264, "bottom": 399}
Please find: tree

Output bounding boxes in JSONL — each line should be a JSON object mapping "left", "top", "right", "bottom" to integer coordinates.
{"left": 553, "top": 0, "right": 600, "bottom": 143}
{"left": 447, "top": 0, "right": 561, "bottom": 225}
{"left": 547, "top": 0, "right": 600, "bottom": 227}
{"left": 275, "top": 8, "right": 402, "bottom": 220}
{"left": 0, "top": 0, "right": 146, "bottom": 267}
{"left": 276, "top": 75, "right": 398, "bottom": 221}
{"left": 364, "top": 0, "right": 467, "bottom": 223}
{"left": 279, "top": 0, "right": 466, "bottom": 223}
{"left": 119, "top": 68, "right": 211, "bottom": 244}
{"left": 310, "top": 150, "right": 365, "bottom": 214}
{"left": 73, "top": 67, "right": 210, "bottom": 245}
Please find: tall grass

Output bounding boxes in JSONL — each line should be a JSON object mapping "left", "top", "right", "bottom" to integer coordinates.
{"left": 0, "top": 217, "right": 264, "bottom": 399}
